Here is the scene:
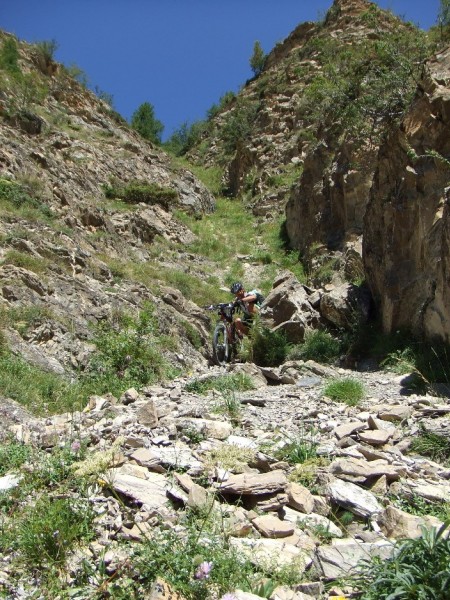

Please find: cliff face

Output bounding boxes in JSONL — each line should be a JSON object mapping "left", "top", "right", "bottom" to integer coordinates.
{"left": 363, "top": 47, "right": 450, "bottom": 343}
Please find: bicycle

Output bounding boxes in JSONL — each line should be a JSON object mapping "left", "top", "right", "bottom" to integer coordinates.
{"left": 205, "top": 302, "right": 244, "bottom": 366}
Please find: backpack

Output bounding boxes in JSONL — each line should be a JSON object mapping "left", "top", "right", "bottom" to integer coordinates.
{"left": 249, "top": 289, "right": 265, "bottom": 307}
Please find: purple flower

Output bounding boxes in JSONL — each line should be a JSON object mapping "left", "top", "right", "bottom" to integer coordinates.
{"left": 194, "top": 561, "right": 213, "bottom": 580}
{"left": 71, "top": 440, "right": 81, "bottom": 453}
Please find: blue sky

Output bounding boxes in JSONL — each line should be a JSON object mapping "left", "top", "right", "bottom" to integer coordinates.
{"left": 0, "top": 1, "right": 440, "bottom": 140}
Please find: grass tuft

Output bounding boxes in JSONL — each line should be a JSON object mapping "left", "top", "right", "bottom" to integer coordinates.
{"left": 323, "top": 377, "right": 365, "bottom": 406}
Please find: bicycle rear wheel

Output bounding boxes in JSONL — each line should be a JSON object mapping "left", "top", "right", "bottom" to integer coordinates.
{"left": 213, "top": 323, "right": 231, "bottom": 365}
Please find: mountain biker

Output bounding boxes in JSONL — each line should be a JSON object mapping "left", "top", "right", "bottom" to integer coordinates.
{"left": 230, "top": 282, "right": 262, "bottom": 337}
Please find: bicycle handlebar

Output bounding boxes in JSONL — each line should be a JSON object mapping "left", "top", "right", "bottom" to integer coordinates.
{"left": 204, "top": 301, "right": 243, "bottom": 311}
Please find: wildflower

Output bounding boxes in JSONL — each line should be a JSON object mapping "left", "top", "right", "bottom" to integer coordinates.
{"left": 71, "top": 440, "right": 81, "bottom": 453}
{"left": 194, "top": 561, "right": 213, "bottom": 580}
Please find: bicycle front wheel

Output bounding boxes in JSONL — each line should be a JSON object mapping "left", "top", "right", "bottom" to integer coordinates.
{"left": 213, "top": 323, "right": 231, "bottom": 365}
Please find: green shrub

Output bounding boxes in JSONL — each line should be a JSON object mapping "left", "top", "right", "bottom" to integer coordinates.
{"left": 274, "top": 434, "right": 318, "bottom": 465}
{"left": 0, "top": 352, "right": 75, "bottom": 415}
{"left": 288, "top": 330, "right": 341, "bottom": 364}
{"left": 409, "top": 427, "right": 450, "bottom": 465}
{"left": 220, "top": 99, "right": 259, "bottom": 154}
{"left": 103, "top": 179, "right": 177, "bottom": 208}
{"left": 0, "top": 177, "right": 53, "bottom": 220}
{"left": 2, "top": 249, "right": 48, "bottom": 273}
{"left": 133, "top": 528, "right": 270, "bottom": 599}
{"left": 352, "top": 523, "right": 450, "bottom": 600}
{"left": 390, "top": 493, "right": 450, "bottom": 522}
{"left": 323, "top": 377, "right": 365, "bottom": 405}
{"left": 7, "top": 496, "right": 94, "bottom": 569}
{"left": 0, "top": 440, "right": 31, "bottom": 476}
{"left": 0, "top": 37, "right": 20, "bottom": 73}
{"left": 250, "top": 40, "right": 267, "bottom": 76}
{"left": 182, "top": 320, "right": 202, "bottom": 350}
{"left": 85, "top": 303, "right": 178, "bottom": 397}
{"left": 248, "top": 320, "right": 289, "bottom": 367}
{"left": 185, "top": 373, "right": 254, "bottom": 395}
{"left": 130, "top": 101, "right": 164, "bottom": 144}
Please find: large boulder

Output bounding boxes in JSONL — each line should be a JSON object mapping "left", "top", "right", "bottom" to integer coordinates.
{"left": 261, "top": 272, "right": 321, "bottom": 343}
{"left": 320, "top": 282, "right": 371, "bottom": 330}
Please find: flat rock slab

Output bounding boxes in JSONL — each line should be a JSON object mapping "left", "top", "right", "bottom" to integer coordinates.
{"left": 110, "top": 468, "right": 168, "bottom": 510}
{"left": 379, "top": 505, "right": 445, "bottom": 540}
{"left": 177, "top": 417, "right": 232, "bottom": 440}
{"left": 252, "top": 514, "right": 295, "bottom": 538}
{"left": 358, "top": 429, "right": 393, "bottom": 446}
{"left": 150, "top": 443, "right": 203, "bottom": 474}
{"left": 218, "top": 469, "right": 287, "bottom": 496}
{"left": 377, "top": 405, "right": 413, "bottom": 422}
{"left": 334, "top": 421, "right": 367, "bottom": 440}
{"left": 230, "top": 537, "right": 313, "bottom": 573}
{"left": 287, "top": 482, "right": 315, "bottom": 514}
{"left": 316, "top": 540, "right": 394, "bottom": 579}
{"left": 330, "top": 457, "right": 404, "bottom": 482}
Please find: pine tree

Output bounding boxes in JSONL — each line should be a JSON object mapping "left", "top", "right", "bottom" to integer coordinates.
{"left": 130, "top": 102, "right": 164, "bottom": 145}
{"left": 249, "top": 41, "right": 266, "bottom": 77}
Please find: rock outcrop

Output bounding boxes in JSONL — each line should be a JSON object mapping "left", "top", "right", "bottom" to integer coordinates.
{"left": 363, "top": 47, "right": 450, "bottom": 343}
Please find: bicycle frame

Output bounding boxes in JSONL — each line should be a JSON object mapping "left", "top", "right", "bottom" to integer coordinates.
{"left": 205, "top": 302, "right": 242, "bottom": 364}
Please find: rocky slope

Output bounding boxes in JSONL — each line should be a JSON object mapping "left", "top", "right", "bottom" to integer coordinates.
{"left": 0, "top": 30, "right": 217, "bottom": 378}
{"left": 1, "top": 360, "right": 449, "bottom": 598}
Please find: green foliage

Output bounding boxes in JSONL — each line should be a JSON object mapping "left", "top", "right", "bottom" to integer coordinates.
{"left": 207, "top": 90, "right": 236, "bottom": 120}
{"left": 352, "top": 522, "right": 450, "bottom": 600}
{"left": 0, "top": 37, "right": 20, "bottom": 73}
{"left": 390, "top": 493, "right": 450, "bottom": 522}
{"left": 181, "top": 319, "right": 202, "bottom": 350}
{"left": 220, "top": 99, "right": 259, "bottom": 154}
{"left": 0, "top": 304, "right": 53, "bottom": 336}
{"left": 0, "top": 351, "right": 79, "bottom": 415}
{"left": 247, "top": 318, "right": 289, "bottom": 367}
{"left": 4, "top": 496, "right": 94, "bottom": 570}
{"left": 0, "top": 441, "right": 31, "bottom": 477}
{"left": 130, "top": 101, "right": 164, "bottom": 144}
{"left": 249, "top": 40, "right": 267, "bottom": 76}
{"left": 213, "top": 391, "right": 242, "bottom": 423}
{"left": 274, "top": 433, "right": 318, "bottom": 465}
{"left": 85, "top": 303, "right": 178, "bottom": 397}
{"left": 2, "top": 249, "right": 48, "bottom": 273}
{"left": 288, "top": 329, "right": 341, "bottom": 364}
{"left": 298, "top": 24, "right": 431, "bottom": 142}
{"left": 438, "top": 0, "right": 450, "bottom": 27}
{"left": 185, "top": 373, "right": 254, "bottom": 395}
{"left": 35, "top": 39, "right": 58, "bottom": 64}
{"left": 410, "top": 427, "right": 450, "bottom": 465}
{"left": 164, "top": 119, "right": 208, "bottom": 156}
{"left": 289, "top": 457, "right": 330, "bottom": 489}
{"left": 203, "top": 443, "right": 256, "bottom": 473}
{"left": 133, "top": 528, "right": 256, "bottom": 599}
{"left": 103, "top": 179, "right": 177, "bottom": 207}
{"left": 323, "top": 377, "right": 366, "bottom": 405}
{"left": 0, "top": 177, "right": 53, "bottom": 220}
{"left": 61, "top": 62, "right": 89, "bottom": 86}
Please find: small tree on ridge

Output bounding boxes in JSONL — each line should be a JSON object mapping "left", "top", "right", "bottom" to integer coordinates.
{"left": 249, "top": 40, "right": 266, "bottom": 77}
{"left": 130, "top": 101, "right": 164, "bottom": 145}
